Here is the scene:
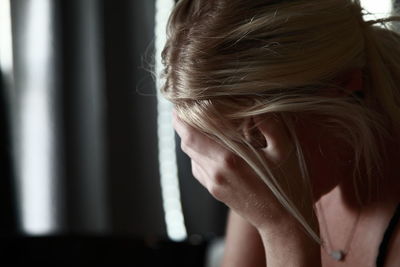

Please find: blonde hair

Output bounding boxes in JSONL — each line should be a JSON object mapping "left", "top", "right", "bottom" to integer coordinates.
{"left": 160, "top": 0, "right": 400, "bottom": 242}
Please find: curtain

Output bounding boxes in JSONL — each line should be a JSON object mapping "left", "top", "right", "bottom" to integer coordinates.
{"left": 0, "top": 0, "right": 226, "bottom": 239}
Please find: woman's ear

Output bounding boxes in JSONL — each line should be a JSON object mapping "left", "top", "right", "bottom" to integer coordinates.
{"left": 243, "top": 114, "right": 293, "bottom": 151}
{"left": 252, "top": 114, "right": 295, "bottom": 164}
{"left": 242, "top": 117, "right": 267, "bottom": 148}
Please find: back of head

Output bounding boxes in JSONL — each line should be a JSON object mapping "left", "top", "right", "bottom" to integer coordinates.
{"left": 161, "top": 0, "right": 400, "bottom": 241}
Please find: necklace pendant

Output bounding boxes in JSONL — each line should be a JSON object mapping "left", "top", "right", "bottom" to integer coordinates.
{"left": 330, "top": 250, "right": 345, "bottom": 261}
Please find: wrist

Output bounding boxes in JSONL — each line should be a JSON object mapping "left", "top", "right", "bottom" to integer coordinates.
{"left": 257, "top": 218, "right": 321, "bottom": 267}
{"left": 254, "top": 200, "right": 320, "bottom": 242}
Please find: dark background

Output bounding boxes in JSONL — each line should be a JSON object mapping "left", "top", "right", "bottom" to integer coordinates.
{"left": 0, "top": 0, "right": 227, "bottom": 266}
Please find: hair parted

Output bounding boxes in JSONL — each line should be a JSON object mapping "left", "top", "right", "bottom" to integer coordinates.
{"left": 160, "top": 0, "right": 400, "bottom": 242}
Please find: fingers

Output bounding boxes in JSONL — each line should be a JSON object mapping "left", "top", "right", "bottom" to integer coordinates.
{"left": 172, "top": 111, "right": 229, "bottom": 159}
{"left": 192, "top": 158, "right": 228, "bottom": 202}
{"left": 191, "top": 159, "right": 207, "bottom": 187}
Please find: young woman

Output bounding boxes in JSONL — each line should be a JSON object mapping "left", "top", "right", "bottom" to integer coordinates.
{"left": 161, "top": 0, "right": 400, "bottom": 266}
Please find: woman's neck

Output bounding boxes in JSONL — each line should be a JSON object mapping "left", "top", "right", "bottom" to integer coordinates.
{"left": 338, "top": 135, "right": 400, "bottom": 211}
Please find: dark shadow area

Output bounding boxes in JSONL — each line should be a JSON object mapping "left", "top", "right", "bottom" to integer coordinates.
{"left": 0, "top": 236, "right": 208, "bottom": 267}
{"left": 0, "top": 71, "right": 18, "bottom": 236}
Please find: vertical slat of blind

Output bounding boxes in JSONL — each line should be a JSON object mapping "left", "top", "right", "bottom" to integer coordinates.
{"left": 10, "top": 0, "right": 65, "bottom": 234}
{"left": 155, "top": 0, "right": 188, "bottom": 241}
{"left": 62, "top": 0, "right": 109, "bottom": 233}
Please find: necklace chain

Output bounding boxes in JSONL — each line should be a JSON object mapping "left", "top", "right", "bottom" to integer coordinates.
{"left": 317, "top": 201, "right": 362, "bottom": 261}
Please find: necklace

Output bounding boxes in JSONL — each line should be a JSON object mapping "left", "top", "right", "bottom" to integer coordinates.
{"left": 316, "top": 201, "right": 362, "bottom": 261}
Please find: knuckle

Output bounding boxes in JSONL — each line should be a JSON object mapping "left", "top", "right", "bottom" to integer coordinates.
{"left": 191, "top": 166, "right": 199, "bottom": 179}
{"left": 221, "top": 152, "right": 238, "bottom": 169}
{"left": 207, "top": 183, "right": 224, "bottom": 200}
{"left": 212, "top": 171, "right": 226, "bottom": 186}
{"left": 180, "top": 142, "right": 188, "bottom": 152}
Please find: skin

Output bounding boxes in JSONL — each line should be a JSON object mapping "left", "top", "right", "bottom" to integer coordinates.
{"left": 221, "top": 210, "right": 266, "bottom": 267}
{"left": 173, "top": 112, "right": 321, "bottom": 266}
{"left": 172, "top": 110, "right": 400, "bottom": 267}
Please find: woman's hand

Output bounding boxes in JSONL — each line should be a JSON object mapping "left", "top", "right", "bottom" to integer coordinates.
{"left": 172, "top": 111, "right": 299, "bottom": 230}
{"left": 173, "top": 111, "right": 321, "bottom": 266}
